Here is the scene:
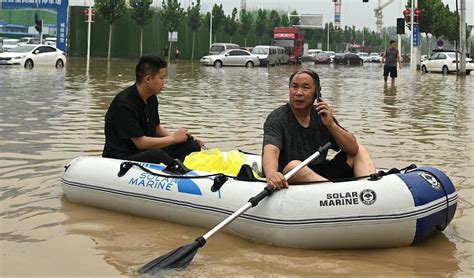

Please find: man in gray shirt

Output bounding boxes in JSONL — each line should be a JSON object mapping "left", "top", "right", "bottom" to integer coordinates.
{"left": 381, "top": 40, "right": 401, "bottom": 85}
{"left": 262, "top": 69, "right": 376, "bottom": 189}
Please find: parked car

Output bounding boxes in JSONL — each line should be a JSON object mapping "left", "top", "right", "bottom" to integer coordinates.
{"left": 333, "top": 53, "right": 363, "bottom": 65}
{"left": 0, "top": 44, "right": 66, "bottom": 69}
{"left": 357, "top": 52, "right": 372, "bottom": 63}
{"left": 314, "top": 52, "right": 331, "bottom": 64}
{"left": 302, "top": 49, "right": 322, "bottom": 61}
{"left": 252, "top": 45, "right": 288, "bottom": 66}
{"left": 18, "top": 37, "right": 41, "bottom": 46}
{"left": 200, "top": 49, "right": 260, "bottom": 68}
{"left": 44, "top": 37, "right": 56, "bottom": 47}
{"left": 208, "top": 43, "right": 240, "bottom": 55}
{"left": 420, "top": 51, "right": 473, "bottom": 75}
{"left": 2, "top": 39, "right": 19, "bottom": 51}
{"left": 369, "top": 52, "right": 381, "bottom": 63}
{"left": 324, "top": 51, "right": 336, "bottom": 62}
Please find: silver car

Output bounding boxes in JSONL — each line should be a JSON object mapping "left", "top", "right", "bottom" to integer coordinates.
{"left": 200, "top": 49, "right": 260, "bottom": 68}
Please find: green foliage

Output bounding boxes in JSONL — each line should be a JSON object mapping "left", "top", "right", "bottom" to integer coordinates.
{"left": 224, "top": 8, "right": 238, "bottom": 41}
{"left": 159, "top": 0, "right": 184, "bottom": 32}
{"left": 255, "top": 9, "right": 267, "bottom": 39}
{"left": 129, "top": 0, "right": 153, "bottom": 27}
{"left": 239, "top": 10, "right": 253, "bottom": 38}
{"left": 289, "top": 10, "right": 300, "bottom": 26}
{"left": 280, "top": 14, "right": 289, "bottom": 27}
{"left": 187, "top": 0, "right": 201, "bottom": 32}
{"left": 187, "top": 0, "right": 201, "bottom": 60}
{"left": 95, "top": 0, "right": 127, "bottom": 25}
{"left": 269, "top": 10, "right": 281, "bottom": 32}
{"left": 211, "top": 4, "right": 226, "bottom": 34}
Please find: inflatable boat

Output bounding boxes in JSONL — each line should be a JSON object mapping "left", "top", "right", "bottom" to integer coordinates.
{"left": 61, "top": 154, "right": 457, "bottom": 249}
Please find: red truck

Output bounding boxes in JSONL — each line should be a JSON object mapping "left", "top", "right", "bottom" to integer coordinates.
{"left": 273, "top": 27, "right": 304, "bottom": 64}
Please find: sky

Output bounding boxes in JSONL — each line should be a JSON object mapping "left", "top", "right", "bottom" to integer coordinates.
{"left": 71, "top": 0, "right": 473, "bottom": 32}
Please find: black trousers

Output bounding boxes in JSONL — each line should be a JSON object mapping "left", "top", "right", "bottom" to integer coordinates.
{"left": 123, "top": 139, "right": 201, "bottom": 165}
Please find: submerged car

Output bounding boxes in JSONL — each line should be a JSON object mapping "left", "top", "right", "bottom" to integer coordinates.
{"left": 0, "top": 44, "right": 66, "bottom": 69}
{"left": 421, "top": 51, "right": 472, "bottom": 75}
{"left": 333, "top": 53, "right": 363, "bottom": 65}
{"left": 314, "top": 52, "right": 331, "bottom": 64}
{"left": 200, "top": 49, "right": 260, "bottom": 68}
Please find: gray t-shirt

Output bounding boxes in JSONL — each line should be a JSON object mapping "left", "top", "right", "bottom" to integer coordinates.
{"left": 384, "top": 48, "right": 399, "bottom": 66}
{"left": 263, "top": 103, "right": 340, "bottom": 172}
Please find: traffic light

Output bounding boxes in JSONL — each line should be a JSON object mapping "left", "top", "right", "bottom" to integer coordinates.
{"left": 34, "top": 11, "right": 42, "bottom": 33}
{"left": 396, "top": 18, "right": 405, "bottom": 34}
{"left": 403, "top": 9, "right": 411, "bottom": 23}
{"left": 414, "top": 8, "right": 421, "bottom": 23}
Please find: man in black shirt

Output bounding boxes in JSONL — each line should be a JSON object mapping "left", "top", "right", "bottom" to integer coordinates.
{"left": 262, "top": 69, "right": 375, "bottom": 189}
{"left": 102, "top": 55, "right": 202, "bottom": 165}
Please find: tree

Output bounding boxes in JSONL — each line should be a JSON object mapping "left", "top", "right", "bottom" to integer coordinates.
{"left": 289, "top": 10, "right": 300, "bottom": 26}
{"left": 211, "top": 4, "right": 225, "bottom": 42}
{"left": 239, "top": 10, "right": 253, "bottom": 47}
{"left": 280, "top": 14, "right": 289, "bottom": 27}
{"left": 268, "top": 10, "right": 281, "bottom": 36}
{"left": 224, "top": 8, "right": 238, "bottom": 43}
{"left": 187, "top": 0, "right": 201, "bottom": 60}
{"left": 129, "top": 0, "right": 153, "bottom": 57}
{"left": 255, "top": 9, "right": 267, "bottom": 44}
{"left": 95, "top": 0, "right": 127, "bottom": 60}
{"left": 159, "top": 0, "right": 184, "bottom": 61}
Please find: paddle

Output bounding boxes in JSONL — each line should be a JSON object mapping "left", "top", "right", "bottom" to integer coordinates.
{"left": 138, "top": 142, "right": 332, "bottom": 275}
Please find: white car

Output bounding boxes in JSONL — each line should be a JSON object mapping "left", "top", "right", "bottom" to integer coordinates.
{"left": 357, "top": 52, "right": 372, "bottom": 63}
{"left": 200, "top": 49, "right": 260, "bottom": 68}
{"left": 0, "top": 44, "right": 66, "bottom": 69}
{"left": 369, "top": 52, "right": 381, "bottom": 63}
{"left": 2, "top": 39, "right": 19, "bottom": 51}
{"left": 421, "top": 51, "right": 473, "bottom": 75}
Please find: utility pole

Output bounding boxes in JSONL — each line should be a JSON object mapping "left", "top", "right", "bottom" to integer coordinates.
{"left": 209, "top": 13, "right": 212, "bottom": 48}
{"left": 459, "top": 0, "right": 466, "bottom": 75}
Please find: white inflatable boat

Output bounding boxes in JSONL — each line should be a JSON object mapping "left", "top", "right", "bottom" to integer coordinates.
{"left": 61, "top": 155, "right": 457, "bottom": 249}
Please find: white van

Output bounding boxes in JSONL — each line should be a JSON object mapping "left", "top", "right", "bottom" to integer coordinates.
{"left": 252, "top": 45, "right": 288, "bottom": 66}
{"left": 209, "top": 43, "right": 240, "bottom": 55}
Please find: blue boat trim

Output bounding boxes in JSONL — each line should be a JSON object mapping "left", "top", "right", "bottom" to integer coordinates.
{"left": 62, "top": 178, "right": 457, "bottom": 226}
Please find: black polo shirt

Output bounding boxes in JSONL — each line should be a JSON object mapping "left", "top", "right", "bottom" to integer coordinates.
{"left": 102, "top": 84, "right": 160, "bottom": 158}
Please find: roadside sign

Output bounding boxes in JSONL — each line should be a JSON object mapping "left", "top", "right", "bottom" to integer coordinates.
{"left": 437, "top": 39, "right": 444, "bottom": 48}
{"left": 413, "top": 24, "right": 419, "bottom": 47}
{"left": 168, "top": 32, "right": 178, "bottom": 42}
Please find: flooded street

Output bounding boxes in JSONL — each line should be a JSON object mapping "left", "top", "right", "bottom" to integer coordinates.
{"left": 1, "top": 58, "right": 473, "bottom": 276}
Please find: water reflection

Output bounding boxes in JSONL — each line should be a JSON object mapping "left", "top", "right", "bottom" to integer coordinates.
{"left": 0, "top": 59, "right": 472, "bottom": 276}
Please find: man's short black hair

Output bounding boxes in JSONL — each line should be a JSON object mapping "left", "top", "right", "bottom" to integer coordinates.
{"left": 289, "top": 69, "right": 321, "bottom": 88}
{"left": 135, "top": 55, "right": 167, "bottom": 83}
{"left": 390, "top": 39, "right": 396, "bottom": 44}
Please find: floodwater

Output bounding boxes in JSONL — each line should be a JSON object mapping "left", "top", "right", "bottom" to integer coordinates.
{"left": 1, "top": 58, "right": 473, "bottom": 277}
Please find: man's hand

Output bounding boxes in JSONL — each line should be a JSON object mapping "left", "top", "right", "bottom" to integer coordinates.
{"left": 316, "top": 98, "right": 335, "bottom": 127}
{"left": 265, "top": 171, "right": 288, "bottom": 190}
{"left": 173, "top": 128, "right": 190, "bottom": 144}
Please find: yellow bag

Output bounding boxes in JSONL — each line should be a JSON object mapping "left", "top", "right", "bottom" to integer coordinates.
{"left": 184, "top": 148, "right": 245, "bottom": 176}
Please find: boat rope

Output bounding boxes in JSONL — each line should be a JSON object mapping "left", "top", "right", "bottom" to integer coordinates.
{"left": 292, "top": 164, "right": 418, "bottom": 185}
{"left": 417, "top": 169, "right": 450, "bottom": 231}
{"left": 117, "top": 161, "right": 266, "bottom": 192}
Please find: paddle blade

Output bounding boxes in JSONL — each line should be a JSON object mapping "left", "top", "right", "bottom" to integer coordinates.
{"left": 138, "top": 240, "right": 201, "bottom": 274}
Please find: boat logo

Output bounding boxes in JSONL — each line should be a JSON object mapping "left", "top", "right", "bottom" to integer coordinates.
{"left": 126, "top": 163, "right": 202, "bottom": 196}
{"left": 360, "top": 189, "right": 377, "bottom": 206}
{"left": 418, "top": 172, "right": 441, "bottom": 191}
